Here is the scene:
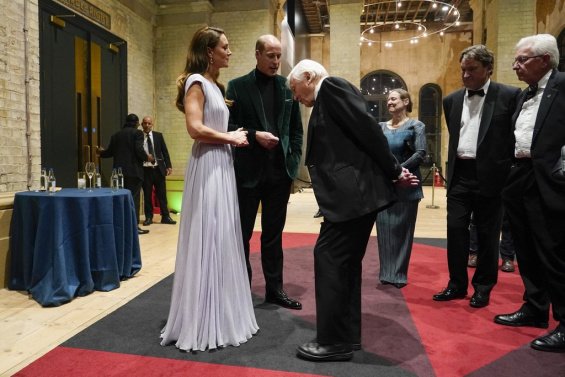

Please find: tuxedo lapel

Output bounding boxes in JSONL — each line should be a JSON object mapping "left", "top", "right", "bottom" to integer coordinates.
{"left": 512, "top": 91, "right": 527, "bottom": 125}
{"left": 532, "top": 71, "right": 559, "bottom": 144}
{"left": 477, "top": 83, "right": 497, "bottom": 146}
{"left": 450, "top": 90, "right": 465, "bottom": 142}
{"left": 152, "top": 133, "right": 161, "bottom": 158}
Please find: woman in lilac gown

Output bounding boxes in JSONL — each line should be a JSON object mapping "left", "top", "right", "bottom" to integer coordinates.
{"left": 160, "top": 26, "right": 258, "bottom": 352}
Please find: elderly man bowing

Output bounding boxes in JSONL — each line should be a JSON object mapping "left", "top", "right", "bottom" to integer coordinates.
{"left": 287, "top": 59, "right": 418, "bottom": 362}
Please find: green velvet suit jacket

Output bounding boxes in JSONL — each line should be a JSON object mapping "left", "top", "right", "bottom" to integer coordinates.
{"left": 226, "top": 70, "right": 303, "bottom": 188}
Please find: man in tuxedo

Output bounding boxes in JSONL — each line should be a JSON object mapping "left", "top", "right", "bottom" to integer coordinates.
{"left": 494, "top": 34, "right": 565, "bottom": 353}
{"left": 226, "top": 35, "right": 303, "bottom": 310}
{"left": 140, "top": 116, "right": 176, "bottom": 226}
{"left": 98, "top": 113, "right": 153, "bottom": 234}
{"left": 287, "top": 59, "right": 417, "bottom": 362}
{"left": 433, "top": 45, "right": 520, "bottom": 308}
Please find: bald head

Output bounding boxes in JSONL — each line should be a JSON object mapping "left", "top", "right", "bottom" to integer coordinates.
{"left": 255, "top": 35, "right": 282, "bottom": 76}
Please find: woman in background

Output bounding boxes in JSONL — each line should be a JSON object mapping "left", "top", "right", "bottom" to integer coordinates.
{"left": 160, "top": 26, "right": 258, "bottom": 352}
{"left": 376, "top": 88, "right": 426, "bottom": 288}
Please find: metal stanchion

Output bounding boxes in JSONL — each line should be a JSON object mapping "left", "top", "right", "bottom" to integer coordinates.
{"left": 426, "top": 163, "right": 440, "bottom": 209}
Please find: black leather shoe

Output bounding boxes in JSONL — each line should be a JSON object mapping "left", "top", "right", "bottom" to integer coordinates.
{"left": 494, "top": 310, "right": 548, "bottom": 328}
{"left": 137, "top": 227, "right": 149, "bottom": 235}
{"left": 265, "top": 290, "right": 302, "bottom": 310}
{"left": 161, "top": 216, "right": 177, "bottom": 225}
{"left": 143, "top": 218, "right": 152, "bottom": 226}
{"left": 296, "top": 342, "right": 353, "bottom": 361}
{"left": 530, "top": 327, "right": 565, "bottom": 353}
{"left": 433, "top": 287, "right": 467, "bottom": 301}
{"left": 469, "top": 291, "right": 490, "bottom": 308}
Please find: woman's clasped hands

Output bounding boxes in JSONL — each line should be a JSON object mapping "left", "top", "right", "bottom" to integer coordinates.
{"left": 229, "top": 128, "right": 249, "bottom": 147}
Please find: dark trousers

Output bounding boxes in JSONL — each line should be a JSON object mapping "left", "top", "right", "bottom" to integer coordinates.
{"left": 315, "top": 211, "right": 376, "bottom": 345}
{"left": 503, "top": 162, "right": 565, "bottom": 325}
{"left": 142, "top": 167, "right": 169, "bottom": 219}
{"left": 237, "top": 176, "right": 292, "bottom": 294}
{"left": 124, "top": 175, "right": 143, "bottom": 225}
{"left": 499, "top": 213, "right": 515, "bottom": 260}
{"left": 447, "top": 159, "right": 502, "bottom": 293}
{"left": 469, "top": 211, "right": 515, "bottom": 259}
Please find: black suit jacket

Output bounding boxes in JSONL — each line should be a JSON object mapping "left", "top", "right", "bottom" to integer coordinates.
{"left": 444, "top": 81, "right": 520, "bottom": 197}
{"left": 512, "top": 70, "right": 565, "bottom": 211}
{"left": 306, "top": 77, "right": 401, "bottom": 223}
{"left": 226, "top": 70, "right": 303, "bottom": 188}
{"left": 100, "top": 126, "right": 147, "bottom": 180}
{"left": 149, "top": 131, "right": 172, "bottom": 177}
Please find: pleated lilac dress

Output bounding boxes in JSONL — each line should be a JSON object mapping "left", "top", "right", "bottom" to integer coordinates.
{"left": 160, "top": 74, "right": 258, "bottom": 351}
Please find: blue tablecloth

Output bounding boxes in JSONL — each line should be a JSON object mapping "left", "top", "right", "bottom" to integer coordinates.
{"left": 9, "top": 188, "right": 142, "bottom": 306}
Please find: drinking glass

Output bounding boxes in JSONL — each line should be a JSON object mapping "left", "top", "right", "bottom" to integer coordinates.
{"left": 85, "top": 162, "right": 96, "bottom": 191}
{"left": 77, "top": 172, "right": 87, "bottom": 189}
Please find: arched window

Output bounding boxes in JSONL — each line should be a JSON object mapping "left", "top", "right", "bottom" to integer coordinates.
{"left": 558, "top": 28, "right": 565, "bottom": 72}
{"left": 360, "top": 71, "right": 406, "bottom": 123}
{"left": 419, "top": 84, "right": 442, "bottom": 185}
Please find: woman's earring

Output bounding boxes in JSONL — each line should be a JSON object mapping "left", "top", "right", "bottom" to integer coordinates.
{"left": 209, "top": 57, "right": 214, "bottom": 65}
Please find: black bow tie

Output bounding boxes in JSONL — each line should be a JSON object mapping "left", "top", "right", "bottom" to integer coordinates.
{"left": 467, "top": 89, "right": 485, "bottom": 97}
{"left": 524, "top": 84, "right": 538, "bottom": 101}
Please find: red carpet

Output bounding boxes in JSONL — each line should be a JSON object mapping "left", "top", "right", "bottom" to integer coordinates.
{"left": 399, "top": 242, "right": 557, "bottom": 376}
{"left": 14, "top": 347, "right": 325, "bottom": 377}
{"left": 14, "top": 232, "right": 565, "bottom": 377}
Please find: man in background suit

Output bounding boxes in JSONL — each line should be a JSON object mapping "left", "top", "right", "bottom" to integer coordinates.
{"left": 226, "top": 35, "right": 303, "bottom": 310}
{"left": 433, "top": 45, "right": 520, "bottom": 308}
{"left": 98, "top": 113, "right": 153, "bottom": 234}
{"left": 141, "top": 116, "right": 176, "bottom": 226}
{"left": 494, "top": 34, "right": 565, "bottom": 353}
{"left": 287, "top": 59, "right": 417, "bottom": 362}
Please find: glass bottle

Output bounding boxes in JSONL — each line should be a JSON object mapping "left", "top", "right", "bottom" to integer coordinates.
{"left": 95, "top": 167, "right": 102, "bottom": 188}
{"left": 111, "top": 168, "right": 119, "bottom": 190}
{"left": 39, "top": 167, "right": 48, "bottom": 191}
{"left": 48, "top": 168, "right": 56, "bottom": 194}
{"left": 117, "top": 167, "right": 124, "bottom": 189}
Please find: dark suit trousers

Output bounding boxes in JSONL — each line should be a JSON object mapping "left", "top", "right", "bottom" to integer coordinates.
{"left": 238, "top": 176, "right": 292, "bottom": 294}
{"left": 503, "top": 161, "right": 565, "bottom": 325}
{"left": 124, "top": 175, "right": 143, "bottom": 225}
{"left": 446, "top": 159, "right": 502, "bottom": 293}
{"left": 142, "top": 167, "right": 169, "bottom": 219}
{"left": 314, "top": 211, "right": 376, "bottom": 345}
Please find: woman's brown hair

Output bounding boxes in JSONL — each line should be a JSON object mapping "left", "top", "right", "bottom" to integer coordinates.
{"left": 175, "top": 26, "right": 225, "bottom": 112}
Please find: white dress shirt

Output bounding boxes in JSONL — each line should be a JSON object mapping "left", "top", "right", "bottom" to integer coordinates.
{"left": 143, "top": 131, "right": 156, "bottom": 167}
{"left": 514, "top": 70, "right": 552, "bottom": 158}
{"left": 457, "top": 80, "right": 490, "bottom": 159}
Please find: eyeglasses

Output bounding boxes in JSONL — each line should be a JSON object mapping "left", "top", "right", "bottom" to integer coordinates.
{"left": 512, "top": 54, "right": 545, "bottom": 65}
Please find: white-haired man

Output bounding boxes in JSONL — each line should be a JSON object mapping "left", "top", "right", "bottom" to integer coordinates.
{"left": 494, "top": 34, "right": 565, "bottom": 353}
{"left": 287, "top": 59, "right": 418, "bottom": 361}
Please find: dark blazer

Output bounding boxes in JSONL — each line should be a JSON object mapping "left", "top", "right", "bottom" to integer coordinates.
{"left": 150, "top": 131, "right": 172, "bottom": 177}
{"left": 512, "top": 70, "right": 565, "bottom": 211}
{"left": 226, "top": 70, "right": 303, "bottom": 188}
{"left": 307, "top": 77, "right": 401, "bottom": 223}
{"left": 444, "top": 81, "right": 520, "bottom": 197}
{"left": 100, "top": 126, "right": 147, "bottom": 180}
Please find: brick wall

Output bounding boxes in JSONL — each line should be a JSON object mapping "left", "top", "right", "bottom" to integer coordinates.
{"left": 0, "top": 0, "right": 40, "bottom": 193}
{"left": 329, "top": 2, "right": 361, "bottom": 85}
{"left": 487, "top": 0, "right": 535, "bottom": 88}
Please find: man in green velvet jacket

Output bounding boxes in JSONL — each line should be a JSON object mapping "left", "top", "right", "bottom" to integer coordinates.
{"left": 226, "top": 34, "right": 303, "bottom": 310}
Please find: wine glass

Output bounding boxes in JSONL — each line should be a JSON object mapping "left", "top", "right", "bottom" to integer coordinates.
{"left": 85, "top": 162, "right": 96, "bottom": 191}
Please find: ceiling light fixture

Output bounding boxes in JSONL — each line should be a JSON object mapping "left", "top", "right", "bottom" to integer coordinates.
{"left": 360, "top": 0, "right": 461, "bottom": 47}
